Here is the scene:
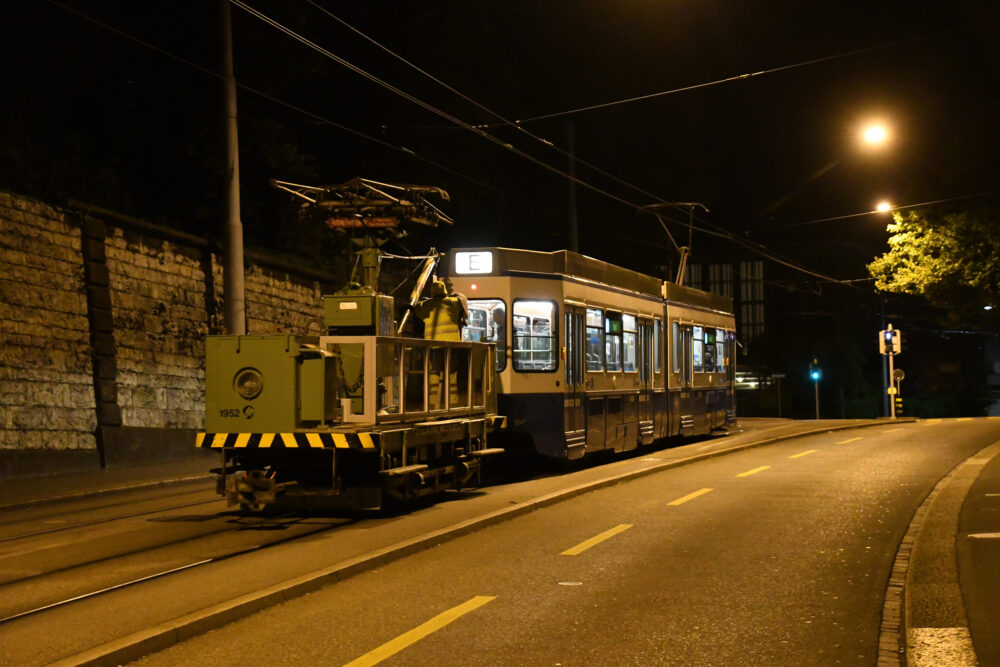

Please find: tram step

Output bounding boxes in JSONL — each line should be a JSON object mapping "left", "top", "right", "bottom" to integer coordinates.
{"left": 467, "top": 448, "right": 505, "bottom": 458}
{"left": 379, "top": 464, "right": 430, "bottom": 478}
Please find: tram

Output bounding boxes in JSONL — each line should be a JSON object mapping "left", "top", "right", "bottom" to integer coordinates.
{"left": 446, "top": 247, "right": 736, "bottom": 460}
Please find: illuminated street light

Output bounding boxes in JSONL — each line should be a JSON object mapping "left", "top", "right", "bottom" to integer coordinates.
{"left": 861, "top": 122, "right": 890, "bottom": 147}
{"left": 876, "top": 201, "right": 892, "bottom": 212}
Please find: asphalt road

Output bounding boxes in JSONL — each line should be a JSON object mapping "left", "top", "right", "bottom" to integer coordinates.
{"left": 132, "top": 419, "right": 1000, "bottom": 666}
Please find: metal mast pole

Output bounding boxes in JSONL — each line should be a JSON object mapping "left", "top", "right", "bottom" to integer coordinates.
{"left": 566, "top": 122, "right": 579, "bottom": 253}
{"left": 221, "top": 0, "right": 246, "bottom": 335}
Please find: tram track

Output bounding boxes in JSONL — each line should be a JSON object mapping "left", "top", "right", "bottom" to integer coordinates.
{"left": 0, "top": 510, "right": 356, "bottom": 627}
{"left": 0, "top": 495, "right": 222, "bottom": 545}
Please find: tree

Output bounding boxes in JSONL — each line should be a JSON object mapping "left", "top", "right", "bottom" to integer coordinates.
{"left": 868, "top": 207, "right": 1000, "bottom": 307}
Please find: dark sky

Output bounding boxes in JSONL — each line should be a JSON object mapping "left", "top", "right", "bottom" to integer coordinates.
{"left": 5, "top": 1, "right": 1000, "bottom": 282}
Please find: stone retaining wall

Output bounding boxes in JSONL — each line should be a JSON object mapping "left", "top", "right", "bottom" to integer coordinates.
{"left": 0, "top": 191, "right": 334, "bottom": 479}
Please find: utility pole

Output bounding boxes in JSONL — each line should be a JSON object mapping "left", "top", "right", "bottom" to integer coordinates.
{"left": 566, "top": 122, "right": 579, "bottom": 253}
{"left": 221, "top": 0, "right": 246, "bottom": 335}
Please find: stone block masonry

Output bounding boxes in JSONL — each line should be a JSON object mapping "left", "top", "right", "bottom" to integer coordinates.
{"left": 0, "top": 192, "right": 337, "bottom": 479}
{"left": 0, "top": 192, "right": 98, "bottom": 477}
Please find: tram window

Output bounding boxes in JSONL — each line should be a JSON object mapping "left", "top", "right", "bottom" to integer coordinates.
{"left": 692, "top": 325, "right": 704, "bottom": 373}
{"left": 585, "top": 308, "right": 604, "bottom": 372}
{"left": 703, "top": 328, "right": 716, "bottom": 372}
{"left": 512, "top": 299, "right": 557, "bottom": 372}
{"left": 622, "top": 314, "right": 637, "bottom": 372}
{"left": 671, "top": 321, "right": 680, "bottom": 373}
{"left": 462, "top": 298, "right": 506, "bottom": 371}
{"left": 606, "top": 311, "right": 623, "bottom": 372}
{"left": 652, "top": 319, "right": 661, "bottom": 373}
{"left": 716, "top": 329, "right": 726, "bottom": 374}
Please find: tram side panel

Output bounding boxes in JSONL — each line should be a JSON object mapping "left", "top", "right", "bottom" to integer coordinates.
{"left": 665, "top": 301, "right": 736, "bottom": 436}
{"left": 454, "top": 271, "right": 670, "bottom": 459}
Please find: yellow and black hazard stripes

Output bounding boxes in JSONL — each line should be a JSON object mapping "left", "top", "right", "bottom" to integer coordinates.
{"left": 486, "top": 415, "right": 507, "bottom": 430}
{"left": 196, "top": 431, "right": 379, "bottom": 450}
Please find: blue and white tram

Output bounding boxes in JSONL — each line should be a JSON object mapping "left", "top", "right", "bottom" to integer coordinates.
{"left": 445, "top": 247, "right": 736, "bottom": 460}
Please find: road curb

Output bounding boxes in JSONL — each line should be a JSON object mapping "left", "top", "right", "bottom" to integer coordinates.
{"left": 886, "top": 440, "right": 1000, "bottom": 667}
{"left": 878, "top": 442, "right": 1000, "bottom": 667}
{"left": 57, "top": 419, "right": 916, "bottom": 666}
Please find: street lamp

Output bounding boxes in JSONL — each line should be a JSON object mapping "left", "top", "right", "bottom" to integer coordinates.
{"left": 860, "top": 121, "right": 890, "bottom": 149}
{"left": 876, "top": 201, "right": 892, "bottom": 212}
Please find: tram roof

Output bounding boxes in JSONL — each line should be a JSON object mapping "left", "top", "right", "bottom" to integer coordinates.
{"left": 447, "top": 247, "right": 732, "bottom": 313}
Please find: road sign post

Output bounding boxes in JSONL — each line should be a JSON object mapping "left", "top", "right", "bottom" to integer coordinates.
{"left": 809, "top": 360, "right": 820, "bottom": 420}
{"left": 879, "top": 324, "right": 902, "bottom": 419}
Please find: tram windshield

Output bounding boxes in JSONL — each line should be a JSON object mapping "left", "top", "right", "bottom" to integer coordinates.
{"left": 462, "top": 298, "right": 506, "bottom": 371}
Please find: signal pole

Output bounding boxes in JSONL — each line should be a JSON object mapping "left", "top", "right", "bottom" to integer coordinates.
{"left": 221, "top": 0, "right": 246, "bottom": 335}
{"left": 810, "top": 359, "right": 821, "bottom": 419}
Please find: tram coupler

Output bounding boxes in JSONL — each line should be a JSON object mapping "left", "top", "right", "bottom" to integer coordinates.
{"left": 225, "top": 471, "right": 297, "bottom": 510}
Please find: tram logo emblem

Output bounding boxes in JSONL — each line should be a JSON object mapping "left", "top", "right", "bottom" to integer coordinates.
{"left": 243, "top": 405, "right": 256, "bottom": 420}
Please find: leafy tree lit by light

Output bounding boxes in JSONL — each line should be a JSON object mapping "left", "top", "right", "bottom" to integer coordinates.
{"left": 868, "top": 208, "right": 1000, "bottom": 304}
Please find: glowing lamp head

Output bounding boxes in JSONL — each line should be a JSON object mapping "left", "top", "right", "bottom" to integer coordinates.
{"left": 810, "top": 370, "right": 821, "bottom": 381}
{"left": 861, "top": 123, "right": 889, "bottom": 146}
{"left": 876, "top": 201, "right": 892, "bottom": 213}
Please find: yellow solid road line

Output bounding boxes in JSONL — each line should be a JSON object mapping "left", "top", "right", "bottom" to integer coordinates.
{"left": 561, "top": 524, "right": 634, "bottom": 556}
{"left": 789, "top": 449, "right": 818, "bottom": 459}
{"left": 736, "top": 466, "right": 770, "bottom": 478}
{"left": 837, "top": 437, "right": 862, "bottom": 445}
{"left": 343, "top": 596, "right": 496, "bottom": 667}
{"left": 667, "top": 488, "right": 714, "bottom": 506}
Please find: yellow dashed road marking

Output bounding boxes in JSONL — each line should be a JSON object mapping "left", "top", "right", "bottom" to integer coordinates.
{"left": 837, "top": 437, "right": 862, "bottom": 445}
{"left": 344, "top": 596, "right": 495, "bottom": 667}
{"left": 789, "top": 449, "right": 818, "bottom": 459}
{"left": 667, "top": 488, "right": 714, "bottom": 506}
{"left": 561, "top": 524, "right": 634, "bottom": 556}
{"left": 736, "top": 466, "right": 770, "bottom": 478}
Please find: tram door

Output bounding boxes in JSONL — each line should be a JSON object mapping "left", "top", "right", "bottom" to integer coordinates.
{"left": 563, "top": 304, "right": 586, "bottom": 457}
{"left": 638, "top": 319, "right": 654, "bottom": 439}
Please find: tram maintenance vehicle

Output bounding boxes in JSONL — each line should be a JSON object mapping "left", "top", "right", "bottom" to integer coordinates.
{"left": 197, "top": 179, "right": 504, "bottom": 511}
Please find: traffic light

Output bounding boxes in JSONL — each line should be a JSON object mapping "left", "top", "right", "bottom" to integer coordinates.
{"left": 879, "top": 328, "right": 902, "bottom": 354}
{"left": 809, "top": 358, "right": 821, "bottom": 381}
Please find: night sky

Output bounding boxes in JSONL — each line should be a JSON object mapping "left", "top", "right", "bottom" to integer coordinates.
{"left": 4, "top": 1, "right": 1000, "bottom": 282}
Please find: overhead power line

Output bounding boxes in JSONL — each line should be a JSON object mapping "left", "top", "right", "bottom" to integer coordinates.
{"left": 511, "top": 22, "right": 997, "bottom": 125}
{"left": 263, "top": 2, "right": 848, "bottom": 283}
{"left": 47, "top": 0, "right": 862, "bottom": 287}
{"left": 767, "top": 192, "right": 998, "bottom": 230}
{"left": 231, "top": 0, "right": 650, "bottom": 214}
{"left": 43, "top": 0, "right": 519, "bottom": 202}
{"left": 304, "top": 2, "right": 743, "bottom": 243}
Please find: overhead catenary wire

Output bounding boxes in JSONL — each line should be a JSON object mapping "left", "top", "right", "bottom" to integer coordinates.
{"left": 231, "top": 0, "right": 651, "bottom": 216}
{"left": 305, "top": 2, "right": 738, "bottom": 233}
{"left": 765, "top": 192, "right": 998, "bottom": 230}
{"left": 48, "top": 0, "right": 864, "bottom": 287}
{"left": 509, "top": 22, "right": 998, "bottom": 125}
{"left": 43, "top": 0, "right": 521, "bottom": 204}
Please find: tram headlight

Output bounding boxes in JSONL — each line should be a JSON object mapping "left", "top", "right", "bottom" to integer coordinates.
{"left": 234, "top": 368, "right": 263, "bottom": 399}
